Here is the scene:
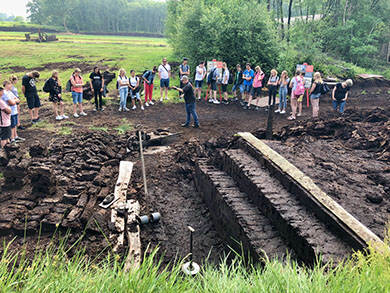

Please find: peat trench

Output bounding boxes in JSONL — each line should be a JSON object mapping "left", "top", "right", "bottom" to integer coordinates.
{"left": 194, "top": 133, "right": 385, "bottom": 266}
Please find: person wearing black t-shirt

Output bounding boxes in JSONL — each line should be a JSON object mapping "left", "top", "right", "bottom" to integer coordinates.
{"left": 172, "top": 76, "right": 199, "bottom": 128}
{"left": 22, "top": 70, "right": 41, "bottom": 124}
{"left": 89, "top": 67, "right": 105, "bottom": 111}
{"left": 332, "top": 79, "right": 353, "bottom": 114}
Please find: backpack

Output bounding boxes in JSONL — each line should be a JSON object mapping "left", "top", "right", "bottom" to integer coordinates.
{"left": 66, "top": 80, "right": 72, "bottom": 92}
{"left": 207, "top": 68, "right": 216, "bottom": 83}
{"left": 293, "top": 77, "right": 305, "bottom": 96}
{"left": 43, "top": 79, "right": 51, "bottom": 93}
{"left": 228, "top": 72, "right": 233, "bottom": 84}
{"left": 320, "top": 83, "right": 330, "bottom": 95}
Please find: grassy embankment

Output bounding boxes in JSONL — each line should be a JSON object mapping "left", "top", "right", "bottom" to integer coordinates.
{"left": 0, "top": 231, "right": 389, "bottom": 292}
{"left": 0, "top": 31, "right": 177, "bottom": 104}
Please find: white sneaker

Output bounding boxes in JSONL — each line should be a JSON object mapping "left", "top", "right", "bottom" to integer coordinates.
{"left": 145, "top": 102, "right": 149, "bottom": 107}
{"left": 62, "top": 114, "right": 69, "bottom": 119}
{"left": 132, "top": 105, "right": 137, "bottom": 110}
{"left": 149, "top": 101, "right": 154, "bottom": 105}
{"left": 275, "top": 109, "right": 280, "bottom": 113}
{"left": 165, "top": 97, "right": 168, "bottom": 100}
{"left": 280, "top": 110, "right": 286, "bottom": 114}
{"left": 297, "top": 113, "right": 302, "bottom": 117}
{"left": 124, "top": 107, "right": 130, "bottom": 112}
{"left": 213, "top": 99, "right": 220, "bottom": 104}
{"left": 73, "top": 113, "right": 79, "bottom": 118}
{"left": 208, "top": 99, "right": 213, "bottom": 103}
{"left": 141, "top": 106, "right": 145, "bottom": 111}
{"left": 56, "top": 115, "right": 63, "bottom": 121}
{"left": 118, "top": 107, "right": 122, "bottom": 111}
{"left": 160, "top": 97, "right": 163, "bottom": 102}
{"left": 80, "top": 112, "right": 87, "bottom": 116}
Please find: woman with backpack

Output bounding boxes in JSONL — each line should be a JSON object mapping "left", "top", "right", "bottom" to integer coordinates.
{"left": 70, "top": 68, "right": 87, "bottom": 118}
{"left": 267, "top": 69, "right": 279, "bottom": 109}
{"left": 142, "top": 66, "right": 157, "bottom": 107}
{"left": 129, "top": 70, "right": 144, "bottom": 111}
{"left": 309, "top": 72, "right": 324, "bottom": 118}
{"left": 45, "top": 70, "right": 68, "bottom": 121}
{"left": 275, "top": 71, "right": 289, "bottom": 114}
{"left": 117, "top": 68, "right": 130, "bottom": 112}
{"left": 288, "top": 70, "right": 305, "bottom": 120}
{"left": 89, "top": 67, "right": 105, "bottom": 111}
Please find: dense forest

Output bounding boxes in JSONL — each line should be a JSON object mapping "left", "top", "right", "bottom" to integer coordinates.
{"left": 166, "top": 0, "right": 390, "bottom": 77}
{"left": 27, "top": 0, "right": 166, "bottom": 34}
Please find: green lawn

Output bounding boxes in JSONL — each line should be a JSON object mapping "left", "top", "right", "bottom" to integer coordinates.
{"left": 0, "top": 31, "right": 177, "bottom": 102}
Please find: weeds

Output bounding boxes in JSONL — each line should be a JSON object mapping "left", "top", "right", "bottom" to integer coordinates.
{"left": 89, "top": 126, "right": 109, "bottom": 132}
{"left": 58, "top": 126, "right": 72, "bottom": 135}
{"left": 0, "top": 172, "right": 3, "bottom": 179}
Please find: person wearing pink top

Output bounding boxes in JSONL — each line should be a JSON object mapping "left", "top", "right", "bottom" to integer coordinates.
{"left": 0, "top": 87, "right": 12, "bottom": 148}
{"left": 245, "top": 66, "right": 264, "bottom": 110}
{"left": 70, "top": 68, "right": 87, "bottom": 118}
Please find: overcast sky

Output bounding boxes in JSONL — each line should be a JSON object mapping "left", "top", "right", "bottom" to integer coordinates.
{"left": 1, "top": 0, "right": 29, "bottom": 17}
{"left": 1, "top": 0, "right": 166, "bottom": 18}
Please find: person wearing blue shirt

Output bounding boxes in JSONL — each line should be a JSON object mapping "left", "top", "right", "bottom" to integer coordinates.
{"left": 242, "top": 63, "right": 254, "bottom": 106}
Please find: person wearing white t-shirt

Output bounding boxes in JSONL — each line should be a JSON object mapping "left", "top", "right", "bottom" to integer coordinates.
{"left": 117, "top": 68, "right": 130, "bottom": 112}
{"left": 158, "top": 58, "right": 171, "bottom": 102}
{"left": 129, "top": 70, "right": 144, "bottom": 111}
{"left": 195, "top": 61, "right": 206, "bottom": 100}
{"left": 221, "top": 62, "right": 230, "bottom": 104}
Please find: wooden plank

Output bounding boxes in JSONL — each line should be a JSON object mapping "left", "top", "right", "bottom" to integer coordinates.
{"left": 237, "top": 132, "right": 386, "bottom": 252}
{"left": 110, "top": 161, "right": 134, "bottom": 251}
{"left": 124, "top": 199, "right": 141, "bottom": 271}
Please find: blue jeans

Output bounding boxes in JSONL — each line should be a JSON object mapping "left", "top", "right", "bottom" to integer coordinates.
{"left": 72, "top": 92, "right": 83, "bottom": 104}
{"left": 185, "top": 103, "right": 199, "bottom": 126}
{"left": 232, "top": 83, "right": 244, "bottom": 93}
{"left": 119, "top": 87, "right": 129, "bottom": 109}
{"left": 332, "top": 100, "right": 346, "bottom": 113}
{"left": 243, "top": 84, "right": 252, "bottom": 93}
{"left": 278, "top": 87, "right": 287, "bottom": 110}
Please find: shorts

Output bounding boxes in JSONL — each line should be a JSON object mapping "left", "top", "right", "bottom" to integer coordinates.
{"left": 10, "top": 114, "right": 18, "bottom": 128}
{"left": 195, "top": 80, "right": 203, "bottom": 88}
{"left": 222, "top": 84, "right": 228, "bottom": 93}
{"left": 232, "top": 83, "right": 244, "bottom": 93}
{"left": 131, "top": 90, "right": 140, "bottom": 100}
{"left": 26, "top": 94, "right": 41, "bottom": 110}
{"left": 251, "top": 86, "right": 262, "bottom": 97}
{"left": 160, "top": 78, "right": 170, "bottom": 88}
{"left": 243, "top": 84, "right": 252, "bottom": 93}
{"left": 210, "top": 80, "right": 217, "bottom": 91}
{"left": 49, "top": 94, "right": 63, "bottom": 103}
{"left": 310, "top": 93, "right": 321, "bottom": 99}
{"left": 0, "top": 126, "right": 11, "bottom": 140}
{"left": 72, "top": 92, "right": 83, "bottom": 104}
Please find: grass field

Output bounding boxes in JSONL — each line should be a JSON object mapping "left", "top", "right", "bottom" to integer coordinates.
{"left": 0, "top": 31, "right": 176, "bottom": 102}
{"left": 1, "top": 234, "right": 389, "bottom": 292}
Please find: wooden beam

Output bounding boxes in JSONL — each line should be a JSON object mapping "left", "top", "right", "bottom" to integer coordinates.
{"left": 237, "top": 132, "right": 387, "bottom": 252}
{"left": 124, "top": 199, "right": 141, "bottom": 271}
{"left": 110, "top": 161, "right": 134, "bottom": 251}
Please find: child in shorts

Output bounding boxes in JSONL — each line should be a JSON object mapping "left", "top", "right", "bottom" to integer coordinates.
{"left": 0, "top": 87, "right": 12, "bottom": 148}
{"left": 3, "top": 81, "right": 23, "bottom": 143}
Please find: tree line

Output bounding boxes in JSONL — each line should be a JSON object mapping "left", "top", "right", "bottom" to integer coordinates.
{"left": 27, "top": 0, "right": 166, "bottom": 34}
{"left": 167, "top": 0, "right": 390, "bottom": 75}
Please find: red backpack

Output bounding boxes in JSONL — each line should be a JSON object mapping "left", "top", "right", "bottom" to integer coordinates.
{"left": 293, "top": 77, "right": 305, "bottom": 96}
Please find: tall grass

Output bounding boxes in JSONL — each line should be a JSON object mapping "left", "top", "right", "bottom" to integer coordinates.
{"left": 1, "top": 229, "right": 389, "bottom": 292}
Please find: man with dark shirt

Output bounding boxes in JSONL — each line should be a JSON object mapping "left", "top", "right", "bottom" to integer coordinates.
{"left": 172, "top": 76, "right": 199, "bottom": 128}
{"left": 332, "top": 79, "right": 353, "bottom": 114}
{"left": 22, "top": 71, "right": 41, "bottom": 123}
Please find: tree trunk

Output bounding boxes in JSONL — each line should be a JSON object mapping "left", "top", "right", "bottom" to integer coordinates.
{"left": 267, "top": 0, "right": 271, "bottom": 11}
{"left": 287, "top": 0, "right": 293, "bottom": 42}
{"left": 299, "top": 0, "right": 303, "bottom": 19}
{"left": 280, "top": 0, "right": 285, "bottom": 39}
{"left": 343, "top": 0, "right": 348, "bottom": 25}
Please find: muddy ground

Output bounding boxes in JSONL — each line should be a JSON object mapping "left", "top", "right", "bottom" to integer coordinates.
{"left": 0, "top": 81, "right": 389, "bottom": 265}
